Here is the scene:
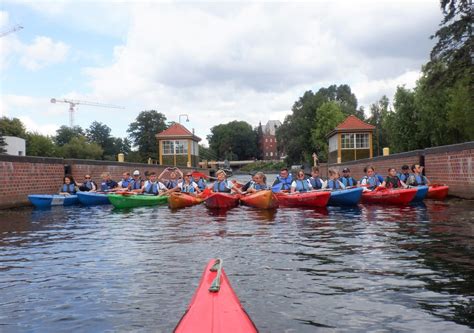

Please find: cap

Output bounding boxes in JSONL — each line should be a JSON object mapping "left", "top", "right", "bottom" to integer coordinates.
{"left": 133, "top": 170, "right": 140, "bottom": 176}
{"left": 342, "top": 168, "right": 350, "bottom": 172}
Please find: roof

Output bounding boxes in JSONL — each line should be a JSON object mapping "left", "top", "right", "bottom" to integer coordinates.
{"left": 264, "top": 120, "right": 282, "bottom": 135}
{"left": 156, "top": 123, "right": 201, "bottom": 141}
{"left": 326, "top": 115, "right": 375, "bottom": 138}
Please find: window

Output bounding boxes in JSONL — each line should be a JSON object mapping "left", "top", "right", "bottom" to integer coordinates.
{"left": 270, "top": 152, "right": 273, "bottom": 156}
{"left": 162, "top": 140, "right": 188, "bottom": 155}
{"left": 356, "top": 133, "right": 369, "bottom": 148}
{"left": 162, "top": 140, "right": 174, "bottom": 155}
{"left": 341, "top": 133, "right": 369, "bottom": 149}
{"left": 341, "top": 134, "right": 353, "bottom": 149}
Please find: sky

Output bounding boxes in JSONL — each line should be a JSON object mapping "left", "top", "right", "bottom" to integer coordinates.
{"left": 0, "top": 0, "right": 442, "bottom": 146}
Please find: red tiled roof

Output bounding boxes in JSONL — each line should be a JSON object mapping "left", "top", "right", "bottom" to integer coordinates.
{"left": 156, "top": 123, "right": 201, "bottom": 141}
{"left": 336, "top": 115, "right": 375, "bottom": 130}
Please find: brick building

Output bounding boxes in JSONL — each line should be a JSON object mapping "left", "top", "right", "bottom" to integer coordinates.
{"left": 260, "top": 120, "right": 282, "bottom": 160}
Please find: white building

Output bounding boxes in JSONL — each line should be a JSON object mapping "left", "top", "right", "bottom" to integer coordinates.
{"left": 4, "top": 136, "right": 26, "bottom": 156}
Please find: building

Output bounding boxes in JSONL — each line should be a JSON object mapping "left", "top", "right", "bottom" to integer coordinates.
{"left": 3, "top": 136, "right": 26, "bottom": 156}
{"left": 156, "top": 123, "right": 201, "bottom": 167}
{"left": 260, "top": 120, "right": 282, "bottom": 160}
{"left": 326, "top": 115, "right": 375, "bottom": 164}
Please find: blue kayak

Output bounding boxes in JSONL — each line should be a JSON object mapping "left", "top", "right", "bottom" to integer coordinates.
{"left": 77, "top": 191, "right": 110, "bottom": 205}
{"left": 328, "top": 187, "right": 363, "bottom": 206}
{"left": 28, "top": 194, "right": 79, "bottom": 209}
{"left": 411, "top": 185, "right": 429, "bottom": 202}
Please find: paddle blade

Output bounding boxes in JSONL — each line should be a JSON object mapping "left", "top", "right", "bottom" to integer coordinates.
{"left": 271, "top": 182, "right": 283, "bottom": 193}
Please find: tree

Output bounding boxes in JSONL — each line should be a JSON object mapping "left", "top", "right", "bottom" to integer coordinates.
{"left": 58, "top": 136, "right": 103, "bottom": 159}
{"left": 311, "top": 101, "right": 345, "bottom": 162}
{"left": 0, "top": 117, "right": 27, "bottom": 138}
{"left": 255, "top": 122, "right": 264, "bottom": 160}
{"left": 0, "top": 135, "right": 6, "bottom": 154}
{"left": 26, "top": 132, "right": 57, "bottom": 157}
{"left": 207, "top": 121, "right": 258, "bottom": 160}
{"left": 367, "top": 96, "right": 390, "bottom": 156}
{"left": 446, "top": 75, "right": 474, "bottom": 141}
{"left": 86, "top": 121, "right": 113, "bottom": 157}
{"left": 55, "top": 125, "right": 84, "bottom": 146}
{"left": 127, "top": 110, "right": 167, "bottom": 161}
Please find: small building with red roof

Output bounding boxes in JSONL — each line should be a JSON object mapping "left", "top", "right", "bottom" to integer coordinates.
{"left": 156, "top": 123, "right": 201, "bottom": 167}
{"left": 326, "top": 115, "right": 375, "bottom": 164}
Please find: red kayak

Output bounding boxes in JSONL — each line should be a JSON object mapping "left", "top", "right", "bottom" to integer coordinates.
{"left": 361, "top": 188, "right": 417, "bottom": 205}
{"left": 274, "top": 190, "right": 331, "bottom": 208}
{"left": 205, "top": 192, "right": 240, "bottom": 209}
{"left": 426, "top": 185, "right": 449, "bottom": 200}
{"left": 168, "top": 192, "right": 203, "bottom": 209}
{"left": 240, "top": 190, "right": 279, "bottom": 209}
{"left": 174, "top": 259, "right": 258, "bottom": 333}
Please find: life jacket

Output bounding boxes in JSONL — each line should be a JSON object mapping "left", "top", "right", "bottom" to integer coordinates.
{"left": 327, "top": 179, "right": 343, "bottom": 190}
{"left": 294, "top": 179, "right": 310, "bottom": 192}
{"left": 197, "top": 178, "right": 206, "bottom": 190}
{"left": 341, "top": 176, "right": 356, "bottom": 187}
{"left": 121, "top": 177, "right": 132, "bottom": 188}
{"left": 166, "top": 179, "right": 179, "bottom": 189}
{"left": 408, "top": 174, "right": 426, "bottom": 186}
{"left": 399, "top": 173, "right": 410, "bottom": 182}
{"left": 385, "top": 176, "right": 402, "bottom": 189}
{"left": 145, "top": 182, "right": 160, "bottom": 195}
{"left": 213, "top": 180, "right": 231, "bottom": 193}
{"left": 101, "top": 180, "right": 116, "bottom": 191}
{"left": 82, "top": 180, "right": 94, "bottom": 191}
{"left": 309, "top": 177, "right": 323, "bottom": 189}
{"left": 362, "top": 176, "right": 381, "bottom": 189}
{"left": 180, "top": 181, "right": 196, "bottom": 193}
{"left": 276, "top": 174, "right": 293, "bottom": 191}
{"left": 130, "top": 179, "right": 142, "bottom": 190}
{"left": 251, "top": 183, "right": 267, "bottom": 191}
{"left": 376, "top": 173, "right": 384, "bottom": 183}
{"left": 61, "top": 183, "right": 76, "bottom": 194}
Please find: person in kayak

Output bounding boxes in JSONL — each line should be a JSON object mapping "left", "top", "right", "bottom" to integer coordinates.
{"left": 242, "top": 173, "right": 258, "bottom": 192}
{"left": 99, "top": 172, "right": 119, "bottom": 192}
{"left": 142, "top": 171, "right": 168, "bottom": 195}
{"left": 118, "top": 171, "right": 132, "bottom": 189}
{"left": 59, "top": 175, "right": 78, "bottom": 195}
{"left": 128, "top": 170, "right": 143, "bottom": 192}
{"left": 176, "top": 172, "right": 200, "bottom": 195}
{"left": 246, "top": 172, "right": 268, "bottom": 193}
{"left": 195, "top": 176, "right": 207, "bottom": 191}
{"left": 341, "top": 167, "right": 357, "bottom": 187}
{"left": 165, "top": 171, "right": 180, "bottom": 190}
{"left": 291, "top": 169, "right": 312, "bottom": 193}
{"left": 406, "top": 164, "right": 430, "bottom": 186}
{"left": 211, "top": 169, "right": 241, "bottom": 193}
{"left": 272, "top": 168, "right": 293, "bottom": 192}
{"left": 381, "top": 167, "right": 408, "bottom": 189}
{"left": 309, "top": 166, "right": 325, "bottom": 189}
{"left": 327, "top": 169, "right": 346, "bottom": 190}
{"left": 398, "top": 164, "right": 411, "bottom": 183}
{"left": 360, "top": 166, "right": 381, "bottom": 190}
{"left": 78, "top": 174, "right": 97, "bottom": 192}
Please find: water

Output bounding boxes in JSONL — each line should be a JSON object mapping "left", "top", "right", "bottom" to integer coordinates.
{"left": 1, "top": 183, "right": 473, "bottom": 332}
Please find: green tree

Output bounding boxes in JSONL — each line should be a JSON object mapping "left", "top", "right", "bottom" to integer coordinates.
{"left": 26, "top": 132, "right": 57, "bottom": 157}
{"left": 199, "top": 144, "right": 218, "bottom": 161}
{"left": 367, "top": 96, "right": 390, "bottom": 156}
{"left": 58, "top": 136, "right": 103, "bottom": 159}
{"left": 86, "top": 121, "right": 113, "bottom": 157}
{"left": 207, "top": 121, "right": 258, "bottom": 160}
{"left": 310, "top": 101, "right": 345, "bottom": 161}
{"left": 0, "top": 135, "right": 6, "bottom": 154}
{"left": 446, "top": 75, "right": 474, "bottom": 141}
{"left": 127, "top": 110, "right": 167, "bottom": 161}
{"left": 0, "top": 117, "right": 27, "bottom": 138}
{"left": 256, "top": 122, "right": 264, "bottom": 160}
{"left": 55, "top": 125, "right": 84, "bottom": 146}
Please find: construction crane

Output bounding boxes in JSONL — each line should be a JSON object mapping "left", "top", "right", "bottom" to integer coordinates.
{"left": 50, "top": 98, "right": 124, "bottom": 127}
{"left": 0, "top": 24, "right": 23, "bottom": 38}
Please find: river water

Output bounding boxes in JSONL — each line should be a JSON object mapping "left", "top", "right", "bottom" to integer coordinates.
{"left": 0, "top": 180, "right": 473, "bottom": 332}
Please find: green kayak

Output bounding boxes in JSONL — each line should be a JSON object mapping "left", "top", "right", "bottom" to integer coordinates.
{"left": 107, "top": 193, "right": 168, "bottom": 209}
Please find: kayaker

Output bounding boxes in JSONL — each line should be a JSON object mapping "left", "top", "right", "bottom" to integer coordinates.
{"left": 246, "top": 172, "right": 268, "bottom": 193}
{"left": 360, "top": 166, "right": 381, "bottom": 190}
{"left": 327, "top": 169, "right": 346, "bottom": 190}
{"left": 99, "top": 172, "right": 119, "bottom": 192}
{"left": 309, "top": 166, "right": 325, "bottom": 189}
{"left": 128, "top": 170, "right": 143, "bottom": 192}
{"left": 196, "top": 176, "right": 207, "bottom": 191}
{"left": 406, "top": 164, "right": 430, "bottom": 186}
{"left": 291, "top": 169, "right": 312, "bottom": 193}
{"left": 59, "top": 175, "right": 78, "bottom": 195}
{"left": 176, "top": 172, "right": 200, "bottom": 195}
{"left": 242, "top": 174, "right": 257, "bottom": 192}
{"left": 398, "top": 164, "right": 411, "bottom": 182}
{"left": 78, "top": 174, "right": 97, "bottom": 192}
{"left": 381, "top": 167, "right": 408, "bottom": 189}
{"left": 211, "top": 169, "right": 241, "bottom": 194}
{"left": 165, "top": 171, "right": 180, "bottom": 189}
{"left": 118, "top": 172, "right": 132, "bottom": 189}
{"left": 341, "top": 167, "right": 357, "bottom": 187}
{"left": 272, "top": 168, "right": 293, "bottom": 192}
{"left": 142, "top": 171, "right": 168, "bottom": 195}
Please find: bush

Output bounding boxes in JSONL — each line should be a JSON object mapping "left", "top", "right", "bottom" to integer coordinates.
{"left": 240, "top": 161, "right": 286, "bottom": 172}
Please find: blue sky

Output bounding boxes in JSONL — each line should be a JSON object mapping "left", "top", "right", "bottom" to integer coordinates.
{"left": 0, "top": 0, "right": 442, "bottom": 145}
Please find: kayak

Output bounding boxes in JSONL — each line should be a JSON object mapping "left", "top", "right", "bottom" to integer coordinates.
{"left": 411, "top": 185, "right": 429, "bottom": 202}
{"left": 77, "top": 191, "right": 110, "bottom": 205}
{"left": 107, "top": 193, "right": 168, "bottom": 209}
{"left": 169, "top": 192, "right": 203, "bottom": 209}
{"left": 427, "top": 184, "right": 449, "bottom": 200}
{"left": 328, "top": 187, "right": 363, "bottom": 206}
{"left": 361, "top": 188, "right": 417, "bottom": 205}
{"left": 28, "top": 194, "right": 79, "bottom": 209}
{"left": 240, "top": 190, "right": 279, "bottom": 209}
{"left": 274, "top": 190, "right": 331, "bottom": 208}
{"left": 174, "top": 259, "right": 258, "bottom": 333}
{"left": 205, "top": 192, "right": 240, "bottom": 209}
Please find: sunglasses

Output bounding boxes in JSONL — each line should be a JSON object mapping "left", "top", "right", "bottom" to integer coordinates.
{"left": 85, "top": 177, "right": 91, "bottom": 179}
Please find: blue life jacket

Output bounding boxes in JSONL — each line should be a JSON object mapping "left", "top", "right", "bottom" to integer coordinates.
{"left": 327, "top": 179, "right": 343, "bottom": 190}
{"left": 294, "top": 179, "right": 310, "bottom": 192}
{"left": 61, "top": 183, "right": 76, "bottom": 194}
{"left": 166, "top": 180, "right": 179, "bottom": 189}
{"left": 413, "top": 174, "right": 426, "bottom": 186}
{"left": 362, "top": 176, "right": 381, "bottom": 189}
{"left": 121, "top": 177, "right": 132, "bottom": 188}
{"left": 145, "top": 182, "right": 160, "bottom": 195}
{"left": 180, "top": 182, "right": 196, "bottom": 193}
{"left": 130, "top": 179, "right": 142, "bottom": 190}
{"left": 101, "top": 180, "right": 117, "bottom": 191}
{"left": 197, "top": 178, "right": 207, "bottom": 190}
{"left": 252, "top": 183, "right": 267, "bottom": 191}
{"left": 82, "top": 180, "right": 94, "bottom": 191}
{"left": 276, "top": 174, "right": 293, "bottom": 191}
{"left": 341, "top": 176, "right": 356, "bottom": 187}
{"left": 376, "top": 173, "right": 384, "bottom": 183}
{"left": 309, "top": 177, "right": 323, "bottom": 189}
{"left": 398, "top": 173, "right": 410, "bottom": 182}
{"left": 213, "top": 181, "right": 231, "bottom": 193}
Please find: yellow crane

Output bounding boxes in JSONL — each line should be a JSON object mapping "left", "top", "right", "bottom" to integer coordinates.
{"left": 50, "top": 98, "right": 124, "bottom": 127}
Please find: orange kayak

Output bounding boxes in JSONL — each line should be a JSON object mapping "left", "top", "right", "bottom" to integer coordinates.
{"left": 168, "top": 192, "right": 203, "bottom": 209}
{"left": 205, "top": 192, "right": 240, "bottom": 209}
{"left": 361, "top": 188, "right": 417, "bottom": 205}
{"left": 274, "top": 191, "right": 331, "bottom": 208}
{"left": 174, "top": 259, "right": 258, "bottom": 333}
{"left": 426, "top": 185, "right": 449, "bottom": 200}
{"left": 240, "top": 190, "right": 278, "bottom": 209}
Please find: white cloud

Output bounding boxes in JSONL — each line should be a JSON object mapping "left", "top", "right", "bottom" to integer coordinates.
{"left": 19, "top": 36, "right": 69, "bottom": 71}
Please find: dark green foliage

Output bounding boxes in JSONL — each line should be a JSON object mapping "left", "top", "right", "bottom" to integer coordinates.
{"left": 26, "top": 132, "right": 57, "bottom": 157}
{"left": 0, "top": 134, "right": 6, "bottom": 154}
{"left": 311, "top": 101, "right": 345, "bottom": 161}
{"left": 0, "top": 117, "right": 27, "bottom": 138}
{"left": 367, "top": 96, "right": 390, "bottom": 156}
{"left": 207, "top": 121, "right": 258, "bottom": 160}
{"left": 256, "top": 122, "right": 264, "bottom": 160}
{"left": 199, "top": 144, "right": 218, "bottom": 161}
{"left": 240, "top": 161, "right": 286, "bottom": 172}
{"left": 54, "top": 126, "right": 85, "bottom": 146}
{"left": 58, "top": 136, "right": 103, "bottom": 159}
